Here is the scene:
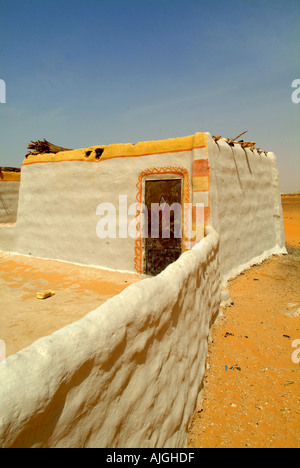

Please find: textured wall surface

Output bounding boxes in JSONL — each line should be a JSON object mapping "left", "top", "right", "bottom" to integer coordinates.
{"left": 191, "top": 141, "right": 210, "bottom": 246}
{"left": 0, "top": 226, "right": 221, "bottom": 448}
{"left": 0, "top": 223, "right": 17, "bottom": 252}
{"left": 207, "top": 133, "right": 286, "bottom": 282}
{"left": 0, "top": 134, "right": 209, "bottom": 273}
{"left": 8, "top": 153, "right": 194, "bottom": 272}
{"left": 0, "top": 181, "right": 20, "bottom": 224}
{"left": 0, "top": 133, "right": 285, "bottom": 278}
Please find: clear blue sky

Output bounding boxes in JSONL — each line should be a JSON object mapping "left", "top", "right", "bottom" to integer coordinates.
{"left": 0, "top": 0, "right": 299, "bottom": 191}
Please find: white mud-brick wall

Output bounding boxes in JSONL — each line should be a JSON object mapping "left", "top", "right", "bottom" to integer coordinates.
{"left": 0, "top": 179, "right": 20, "bottom": 224}
{"left": 0, "top": 133, "right": 209, "bottom": 272}
{"left": 0, "top": 174, "right": 20, "bottom": 252}
{"left": 7, "top": 138, "right": 198, "bottom": 271}
{"left": 0, "top": 226, "right": 221, "bottom": 448}
{"left": 0, "top": 132, "right": 285, "bottom": 278}
{"left": 206, "top": 133, "right": 286, "bottom": 282}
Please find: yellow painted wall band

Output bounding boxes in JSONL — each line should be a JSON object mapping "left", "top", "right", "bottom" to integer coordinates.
{"left": 0, "top": 171, "right": 21, "bottom": 182}
{"left": 22, "top": 133, "right": 207, "bottom": 166}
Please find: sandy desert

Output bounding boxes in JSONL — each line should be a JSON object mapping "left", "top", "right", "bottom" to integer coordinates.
{"left": 187, "top": 193, "right": 300, "bottom": 448}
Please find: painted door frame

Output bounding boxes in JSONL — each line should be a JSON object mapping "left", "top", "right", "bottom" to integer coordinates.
{"left": 142, "top": 174, "right": 183, "bottom": 275}
{"left": 134, "top": 167, "right": 192, "bottom": 275}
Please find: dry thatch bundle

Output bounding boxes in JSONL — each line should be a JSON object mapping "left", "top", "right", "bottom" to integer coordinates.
{"left": 25, "top": 139, "right": 73, "bottom": 158}
{"left": 212, "top": 131, "right": 261, "bottom": 152}
{"left": 0, "top": 167, "right": 20, "bottom": 173}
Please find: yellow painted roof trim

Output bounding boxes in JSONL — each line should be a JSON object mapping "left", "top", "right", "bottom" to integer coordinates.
{"left": 0, "top": 171, "right": 21, "bottom": 181}
{"left": 22, "top": 133, "right": 207, "bottom": 166}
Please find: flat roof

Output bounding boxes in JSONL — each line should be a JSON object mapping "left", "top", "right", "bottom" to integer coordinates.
{"left": 22, "top": 132, "right": 207, "bottom": 166}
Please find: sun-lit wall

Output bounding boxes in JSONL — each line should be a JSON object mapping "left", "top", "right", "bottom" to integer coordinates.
{"left": 0, "top": 226, "right": 221, "bottom": 448}
{"left": 207, "top": 133, "right": 286, "bottom": 281}
{"left": 0, "top": 134, "right": 208, "bottom": 273}
{"left": 0, "top": 170, "right": 20, "bottom": 224}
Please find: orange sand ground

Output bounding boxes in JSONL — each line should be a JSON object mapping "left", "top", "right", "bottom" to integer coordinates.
{"left": 0, "top": 256, "right": 140, "bottom": 358}
{"left": 281, "top": 193, "right": 300, "bottom": 247}
{"left": 187, "top": 194, "right": 300, "bottom": 448}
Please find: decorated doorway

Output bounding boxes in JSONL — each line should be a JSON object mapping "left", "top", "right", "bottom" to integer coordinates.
{"left": 144, "top": 179, "right": 182, "bottom": 275}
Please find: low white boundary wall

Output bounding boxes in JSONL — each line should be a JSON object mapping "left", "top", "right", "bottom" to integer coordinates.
{"left": 0, "top": 226, "right": 221, "bottom": 448}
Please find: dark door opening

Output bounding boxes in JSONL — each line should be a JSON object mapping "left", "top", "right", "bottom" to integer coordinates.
{"left": 144, "top": 179, "right": 182, "bottom": 276}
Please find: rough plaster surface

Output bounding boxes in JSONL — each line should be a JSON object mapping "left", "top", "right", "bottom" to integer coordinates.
{"left": 0, "top": 181, "right": 20, "bottom": 224}
{"left": 0, "top": 133, "right": 285, "bottom": 278}
{"left": 206, "top": 133, "right": 286, "bottom": 283}
{"left": 1, "top": 153, "right": 193, "bottom": 271}
{"left": 0, "top": 223, "right": 17, "bottom": 252}
{"left": 0, "top": 226, "right": 221, "bottom": 448}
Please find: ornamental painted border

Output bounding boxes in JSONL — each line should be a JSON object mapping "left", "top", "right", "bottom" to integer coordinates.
{"left": 134, "top": 166, "right": 191, "bottom": 275}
